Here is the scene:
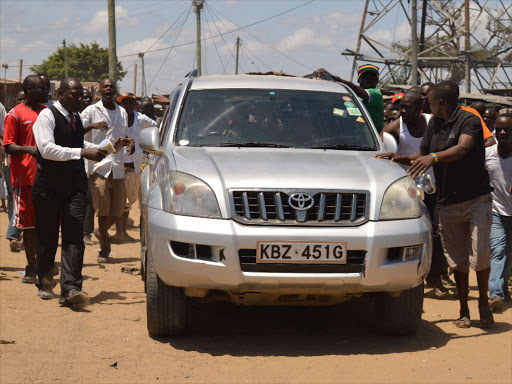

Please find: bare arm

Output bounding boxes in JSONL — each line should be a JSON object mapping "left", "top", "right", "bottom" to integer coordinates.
{"left": 380, "top": 119, "right": 400, "bottom": 142}
{"left": 313, "top": 68, "right": 369, "bottom": 102}
{"left": 408, "top": 133, "right": 475, "bottom": 177}
{"left": 4, "top": 144, "right": 37, "bottom": 157}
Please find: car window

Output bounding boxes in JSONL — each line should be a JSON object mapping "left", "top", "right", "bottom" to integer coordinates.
{"left": 160, "top": 86, "right": 182, "bottom": 147}
{"left": 175, "top": 89, "right": 377, "bottom": 150}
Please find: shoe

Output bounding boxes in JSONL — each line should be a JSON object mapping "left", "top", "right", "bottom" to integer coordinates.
{"left": 37, "top": 287, "right": 55, "bottom": 300}
{"left": 489, "top": 297, "right": 503, "bottom": 312}
{"left": 126, "top": 217, "right": 135, "bottom": 228}
{"left": 441, "top": 274, "right": 455, "bottom": 287}
{"left": 433, "top": 284, "right": 449, "bottom": 299}
{"left": 93, "top": 228, "right": 101, "bottom": 242}
{"left": 52, "top": 263, "right": 59, "bottom": 276}
{"left": 9, "top": 239, "right": 20, "bottom": 252}
{"left": 59, "top": 289, "right": 89, "bottom": 305}
{"left": 110, "top": 235, "right": 125, "bottom": 245}
{"left": 21, "top": 264, "right": 37, "bottom": 284}
{"left": 83, "top": 234, "right": 94, "bottom": 246}
{"left": 123, "top": 233, "right": 136, "bottom": 243}
{"left": 97, "top": 253, "right": 110, "bottom": 264}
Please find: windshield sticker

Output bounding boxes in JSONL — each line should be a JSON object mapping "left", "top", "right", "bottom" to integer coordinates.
{"left": 356, "top": 116, "right": 365, "bottom": 123}
{"left": 347, "top": 107, "right": 362, "bottom": 116}
{"left": 342, "top": 96, "right": 351, "bottom": 102}
{"left": 178, "top": 139, "right": 189, "bottom": 146}
{"left": 344, "top": 101, "right": 355, "bottom": 108}
{"left": 333, "top": 108, "right": 345, "bottom": 117}
{"left": 269, "top": 91, "right": 275, "bottom": 95}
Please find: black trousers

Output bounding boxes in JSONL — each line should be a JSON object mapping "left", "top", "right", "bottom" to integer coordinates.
{"left": 424, "top": 192, "right": 448, "bottom": 285}
{"left": 33, "top": 187, "right": 86, "bottom": 295}
{"left": 83, "top": 177, "right": 94, "bottom": 235}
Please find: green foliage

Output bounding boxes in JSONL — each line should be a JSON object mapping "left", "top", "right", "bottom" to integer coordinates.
{"left": 30, "top": 42, "right": 127, "bottom": 82}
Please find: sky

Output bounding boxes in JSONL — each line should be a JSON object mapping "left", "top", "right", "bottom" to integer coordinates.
{"left": 0, "top": 0, "right": 507, "bottom": 96}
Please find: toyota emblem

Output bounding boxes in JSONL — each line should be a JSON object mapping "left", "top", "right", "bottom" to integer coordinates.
{"left": 288, "top": 193, "right": 314, "bottom": 211}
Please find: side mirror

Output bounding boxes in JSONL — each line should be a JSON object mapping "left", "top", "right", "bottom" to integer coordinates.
{"left": 424, "top": 174, "right": 437, "bottom": 194}
{"left": 139, "top": 126, "right": 162, "bottom": 155}
{"left": 382, "top": 132, "right": 398, "bottom": 153}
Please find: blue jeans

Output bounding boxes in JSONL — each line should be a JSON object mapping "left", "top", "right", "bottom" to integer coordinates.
{"left": 489, "top": 211, "right": 512, "bottom": 300}
{"left": 3, "top": 165, "right": 22, "bottom": 241}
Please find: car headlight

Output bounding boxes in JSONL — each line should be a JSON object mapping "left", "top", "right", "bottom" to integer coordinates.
{"left": 379, "top": 176, "right": 421, "bottom": 220}
{"left": 169, "top": 171, "right": 221, "bottom": 218}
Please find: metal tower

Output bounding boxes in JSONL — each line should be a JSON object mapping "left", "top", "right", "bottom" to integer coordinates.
{"left": 344, "top": 0, "right": 512, "bottom": 94}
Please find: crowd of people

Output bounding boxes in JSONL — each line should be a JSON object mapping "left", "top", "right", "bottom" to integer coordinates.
{"left": 0, "top": 75, "right": 156, "bottom": 305}
{"left": 0, "top": 66, "right": 511, "bottom": 327}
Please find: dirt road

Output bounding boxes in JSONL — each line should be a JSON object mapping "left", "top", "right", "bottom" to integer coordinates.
{"left": 1, "top": 208, "right": 511, "bottom": 384}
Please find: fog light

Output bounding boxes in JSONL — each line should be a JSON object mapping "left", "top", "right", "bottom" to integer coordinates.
{"left": 402, "top": 245, "right": 423, "bottom": 261}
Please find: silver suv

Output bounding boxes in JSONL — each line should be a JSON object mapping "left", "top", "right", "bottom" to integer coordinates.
{"left": 139, "top": 73, "right": 432, "bottom": 337}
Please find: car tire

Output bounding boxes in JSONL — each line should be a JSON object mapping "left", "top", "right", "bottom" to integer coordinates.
{"left": 146, "top": 251, "right": 188, "bottom": 337}
{"left": 140, "top": 214, "right": 146, "bottom": 284}
{"left": 376, "top": 282, "right": 424, "bottom": 335}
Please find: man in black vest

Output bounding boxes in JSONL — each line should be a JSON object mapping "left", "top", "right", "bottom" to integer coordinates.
{"left": 32, "top": 77, "right": 129, "bottom": 304}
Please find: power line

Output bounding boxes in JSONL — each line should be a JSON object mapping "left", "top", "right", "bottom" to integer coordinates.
{"left": 208, "top": 3, "right": 314, "bottom": 71}
{"left": 203, "top": 8, "right": 227, "bottom": 74}
{"left": 147, "top": 5, "right": 192, "bottom": 89}
{"left": 241, "top": 44, "right": 261, "bottom": 72}
{"left": 242, "top": 42, "right": 272, "bottom": 71}
{"left": 203, "top": 5, "right": 241, "bottom": 73}
{"left": 118, "top": 0, "right": 316, "bottom": 59}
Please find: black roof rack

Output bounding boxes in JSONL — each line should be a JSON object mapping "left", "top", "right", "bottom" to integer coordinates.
{"left": 185, "top": 69, "right": 198, "bottom": 78}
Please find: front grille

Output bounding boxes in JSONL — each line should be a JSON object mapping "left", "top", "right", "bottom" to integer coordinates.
{"left": 230, "top": 189, "right": 369, "bottom": 226}
{"left": 238, "top": 249, "right": 366, "bottom": 273}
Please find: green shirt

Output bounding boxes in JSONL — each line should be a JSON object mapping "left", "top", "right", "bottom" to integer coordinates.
{"left": 363, "top": 88, "right": 384, "bottom": 133}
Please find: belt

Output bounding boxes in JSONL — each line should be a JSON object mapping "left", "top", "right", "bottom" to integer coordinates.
{"left": 124, "top": 162, "right": 135, "bottom": 169}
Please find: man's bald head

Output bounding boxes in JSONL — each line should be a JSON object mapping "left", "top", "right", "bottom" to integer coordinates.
{"left": 470, "top": 101, "right": 486, "bottom": 117}
{"left": 60, "top": 77, "right": 82, "bottom": 93}
{"left": 59, "top": 77, "right": 84, "bottom": 113}
{"left": 400, "top": 91, "right": 423, "bottom": 124}
{"left": 22, "top": 75, "right": 46, "bottom": 104}
{"left": 403, "top": 90, "right": 423, "bottom": 107}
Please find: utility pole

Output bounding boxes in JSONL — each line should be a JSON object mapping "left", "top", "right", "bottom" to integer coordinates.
{"left": 464, "top": 0, "right": 471, "bottom": 93}
{"left": 411, "top": 0, "right": 418, "bottom": 86}
{"left": 133, "top": 63, "right": 137, "bottom": 95}
{"left": 235, "top": 37, "right": 241, "bottom": 75}
{"left": 193, "top": 0, "right": 204, "bottom": 76}
{"left": 138, "top": 53, "right": 146, "bottom": 97}
{"left": 350, "top": 0, "right": 370, "bottom": 81}
{"left": 108, "top": 0, "right": 118, "bottom": 83}
{"left": 63, "top": 40, "right": 69, "bottom": 78}
{"left": 18, "top": 59, "right": 23, "bottom": 83}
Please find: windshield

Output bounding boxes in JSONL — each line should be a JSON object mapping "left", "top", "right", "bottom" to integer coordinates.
{"left": 175, "top": 89, "right": 378, "bottom": 150}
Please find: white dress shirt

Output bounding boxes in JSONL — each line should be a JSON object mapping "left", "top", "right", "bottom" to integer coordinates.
{"left": 33, "top": 101, "right": 97, "bottom": 161}
{"left": 124, "top": 111, "right": 157, "bottom": 173}
{"left": 81, "top": 100, "right": 128, "bottom": 179}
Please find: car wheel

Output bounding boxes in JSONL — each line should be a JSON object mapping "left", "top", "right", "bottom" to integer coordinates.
{"left": 376, "top": 282, "right": 424, "bottom": 335}
{"left": 146, "top": 251, "right": 188, "bottom": 337}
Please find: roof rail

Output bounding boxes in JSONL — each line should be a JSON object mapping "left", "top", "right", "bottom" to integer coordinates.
{"left": 185, "top": 69, "right": 198, "bottom": 78}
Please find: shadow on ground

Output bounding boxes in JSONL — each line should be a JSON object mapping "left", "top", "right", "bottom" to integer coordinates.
{"left": 160, "top": 298, "right": 512, "bottom": 357}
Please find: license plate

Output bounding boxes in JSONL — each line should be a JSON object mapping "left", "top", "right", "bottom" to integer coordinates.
{"left": 256, "top": 241, "right": 347, "bottom": 264}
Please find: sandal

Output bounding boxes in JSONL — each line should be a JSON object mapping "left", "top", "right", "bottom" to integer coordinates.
{"left": 479, "top": 306, "right": 495, "bottom": 328}
{"left": 454, "top": 316, "right": 471, "bottom": 328}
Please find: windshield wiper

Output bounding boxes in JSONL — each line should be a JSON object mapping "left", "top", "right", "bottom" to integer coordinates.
{"left": 215, "top": 142, "right": 292, "bottom": 148}
{"left": 310, "top": 144, "right": 376, "bottom": 151}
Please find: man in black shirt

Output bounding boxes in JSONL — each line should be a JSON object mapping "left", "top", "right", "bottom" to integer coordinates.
{"left": 377, "top": 81, "right": 494, "bottom": 328}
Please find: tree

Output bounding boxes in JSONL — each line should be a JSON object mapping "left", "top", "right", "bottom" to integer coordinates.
{"left": 30, "top": 42, "right": 127, "bottom": 82}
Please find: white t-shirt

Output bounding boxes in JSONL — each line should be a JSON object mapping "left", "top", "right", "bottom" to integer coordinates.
{"left": 81, "top": 100, "right": 128, "bottom": 179}
{"left": 485, "top": 144, "right": 512, "bottom": 216}
{"left": 124, "top": 111, "right": 157, "bottom": 172}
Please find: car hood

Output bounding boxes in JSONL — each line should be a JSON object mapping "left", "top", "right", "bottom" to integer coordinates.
{"left": 172, "top": 147, "right": 408, "bottom": 219}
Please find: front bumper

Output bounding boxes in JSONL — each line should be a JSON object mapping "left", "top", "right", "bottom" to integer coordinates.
{"left": 147, "top": 207, "right": 432, "bottom": 294}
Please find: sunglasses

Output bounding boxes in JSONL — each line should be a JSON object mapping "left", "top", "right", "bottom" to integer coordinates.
{"left": 495, "top": 126, "right": 512, "bottom": 133}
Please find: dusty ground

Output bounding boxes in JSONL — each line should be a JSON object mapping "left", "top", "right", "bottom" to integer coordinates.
{"left": 1, "top": 207, "right": 511, "bottom": 384}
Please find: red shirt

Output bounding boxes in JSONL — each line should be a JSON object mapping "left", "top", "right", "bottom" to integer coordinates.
{"left": 3, "top": 103, "right": 45, "bottom": 187}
